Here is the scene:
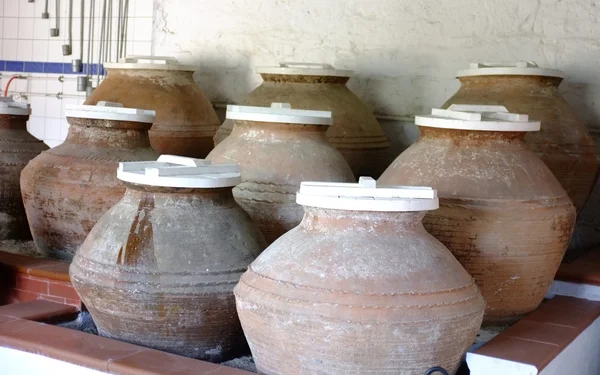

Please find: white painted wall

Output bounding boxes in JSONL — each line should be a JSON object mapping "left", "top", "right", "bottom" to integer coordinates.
{"left": 0, "top": 347, "right": 108, "bottom": 375}
{"left": 152, "top": 0, "right": 600, "bottom": 131}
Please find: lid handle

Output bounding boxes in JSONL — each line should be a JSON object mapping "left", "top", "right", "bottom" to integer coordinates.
{"left": 280, "top": 62, "right": 334, "bottom": 69}
{"left": 469, "top": 61, "right": 538, "bottom": 69}
{"left": 157, "top": 154, "right": 206, "bottom": 167}
{"left": 97, "top": 101, "right": 124, "bottom": 108}
{"left": 447, "top": 104, "right": 508, "bottom": 113}
{"left": 120, "top": 56, "right": 179, "bottom": 65}
{"left": 271, "top": 103, "right": 292, "bottom": 109}
{"left": 358, "top": 176, "right": 377, "bottom": 188}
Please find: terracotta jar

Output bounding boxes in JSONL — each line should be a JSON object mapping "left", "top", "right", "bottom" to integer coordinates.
{"left": 71, "top": 156, "right": 265, "bottom": 362}
{"left": 85, "top": 56, "right": 220, "bottom": 158}
{"left": 208, "top": 103, "right": 355, "bottom": 244}
{"left": 235, "top": 177, "right": 485, "bottom": 375}
{"left": 21, "top": 102, "right": 158, "bottom": 261}
{"left": 214, "top": 63, "right": 390, "bottom": 177}
{"left": 443, "top": 62, "right": 598, "bottom": 214}
{"left": 379, "top": 105, "right": 576, "bottom": 324}
{"left": 0, "top": 98, "right": 48, "bottom": 241}
{"left": 571, "top": 127, "right": 600, "bottom": 253}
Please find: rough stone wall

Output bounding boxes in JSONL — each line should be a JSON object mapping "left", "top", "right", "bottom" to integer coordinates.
{"left": 152, "top": 0, "right": 600, "bottom": 129}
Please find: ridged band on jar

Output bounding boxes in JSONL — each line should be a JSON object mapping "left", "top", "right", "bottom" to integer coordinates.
{"left": 424, "top": 195, "right": 575, "bottom": 324}
{"left": 235, "top": 267, "right": 484, "bottom": 374}
{"left": 71, "top": 256, "right": 245, "bottom": 360}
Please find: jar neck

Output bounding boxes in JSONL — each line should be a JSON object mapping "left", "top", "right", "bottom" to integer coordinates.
{"left": 0, "top": 115, "right": 28, "bottom": 130}
{"left": 123, "top": 182, "right": 237, "bottom": 208}
{"left": 65, "top": 117, "right": 152, "bottom": 148}
{"left": 300, "top": 207, "right": 427, "bottom": 231}
{"left": 457, "top": 75, "right": 562, "bottom": 95}
{"left": 260, "top": 74, "right": 349, "bottom": 84}
{"left": 419, "top": 127, "right": 527, "bottom": 143}
{"left": 231, "top": 120, "right": 329, "bottom": 140}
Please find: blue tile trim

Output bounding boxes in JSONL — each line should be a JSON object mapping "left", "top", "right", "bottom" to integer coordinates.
{"left": 0, "top": 60, "right": 103, "bottom": 75}
{"left": 44, "top": 62, "right": 64, "bottom": 74}
{"left": 24, "top": 62, "right": 44, "bottom": 73}
{"left": 5, "top": 61, "right": 24, "bottom": 72}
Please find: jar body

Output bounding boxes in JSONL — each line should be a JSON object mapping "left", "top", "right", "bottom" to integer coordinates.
{"left": 71, "top": 185, "right": 264, "bottom": 361}
{"left": 214, "top": 76, "right": 390, "bottom": 178}
{"left": 0, "top": 115, "right": 48, "bottom": 241}
{"left": 235, "top": 208, "right": 485, "bottom": 374}
{"left": 21, "top": 118, "right": 157, "bottom": 261}
{"left": 379, "top": 128, "right": 576, "bottom": 324}
{"left": 207, "top": 121, "right": 355, "bottom": 244}
{"left": 443, "top": 75, "right": 598, "bottom": 215}
{"left": 86, "top": 68, "right": 220, "bottom": 158}
{"left": 571, "top": 127, "right": 600, "bottom": 254}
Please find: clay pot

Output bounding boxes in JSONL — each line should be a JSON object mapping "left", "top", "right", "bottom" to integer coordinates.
{"left": 442, "top": 62, "right": 598, "bottom": 215}
{"left": 379, "top": 105, "right": 576, "bottom": 324}
{"left": 207, "top": 103, "right": 355, "bottom": 244}
{"left": 214, "top": 63, "right": 390, "bottom": 178}
{"left": 71, "top": 157, "right": 265, "bottom": 362}
{"left": 235, "top": 177, "right": 485, "bottom": 375}
{"left": 571, "top": 127, "right": 600, "bottom": 254}
{"left": 21, "top": 102, "right": 158, "bottom": 261}
{"left": 0, "top": 98, "right": 48, "bottom": 241}
{"left": 85, "top": 56, "right": 220, "bottom": 158}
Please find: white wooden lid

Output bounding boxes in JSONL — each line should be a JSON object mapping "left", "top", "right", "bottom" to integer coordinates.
{"left": 117, "top": 155, "right": 241, "bottom": 188}
{"left": 226, "top": 102, "right": 332, "bottom": 125}
{"left": 256, "top": 62, "right": 353, "bottom": 77}
{"left": 457, "top": 61, "right": 564, "bottom": 78}
{"left": 296, "top": 177, "right": 439, "bottom": 212}
{"left": 415, "top": 104, "right": 541, "bottom": 132}
{"left": 65, "top": 101, "right": 156, "bottom": 123}
{"left": 104, "top": 55, "right": 198, "bottom": 71}
{"left": 0, "top": 97, "right": 31, "bottom": 116}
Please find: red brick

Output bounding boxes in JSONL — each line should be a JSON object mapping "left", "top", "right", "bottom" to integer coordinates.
{"left": 9, "top": 289, "right": 41, "bottom": 303}
{"left": 40, "top": 295, "right": 66, "bottom": 304}
{"left": 0, "top": 300, "right": 77, "bottom": 321}
{"left": 15, "top": 274, "right": 49, "bottom": 294}
{"left": 65, "top": 298, "right": 82, "bottom": 309}
{"left": 48, "top": 281, "right": 80, "bottom": 300}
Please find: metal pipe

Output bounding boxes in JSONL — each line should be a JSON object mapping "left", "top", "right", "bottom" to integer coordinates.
{"left": 97, "top": 0, "right": 108, "bottom": 87}
{"left": 107, "top": 0, "right": 113, "bottom": 64}
{"left": 86, "top": 0, "right": 94, "bottom": 78}
{"left": 42, "top": 0, "right": 49, "bottom": 18}
{"left": 50, "top": 0, "right": 60, "bottom": 36}
{"left": 72, "top": 0, "right": 84, "bottom": 72}
{"left": 62, "top": 0, "right": 73, "bottom": 55}
{"left": 121, "top": 0, "right": 129, "bottom": 58}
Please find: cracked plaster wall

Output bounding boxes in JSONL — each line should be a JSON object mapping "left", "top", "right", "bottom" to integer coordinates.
{"left": 152, "top": 0, "right": 600, "bottom": 131}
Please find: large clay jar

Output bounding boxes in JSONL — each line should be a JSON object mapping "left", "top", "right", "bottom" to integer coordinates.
{"left": 443, "top": 62, "right": 598, "bottom": 214}
{"left": 214, "top": 63, "right": 390, "bottom": 178}
{"left": 21, "top": 102, "right": 158, "bottom": 261}
{"left": 85, "top": 56, "right": 220, "bottom": 158}
{"left": 571, "top": 127, "right": 600, "bottom": 254}
{"left": 379, "top": 105, "right": 576, "bottom": 324}
{"left": 235, "top": 177, "right": 485, "bottom": 375}
{"left": 0, "top": 98, "right": 48, "bottom": 241}
{"left": 207, "top": 103, "right": 355, "bottom": 244}
{"left": 71, "top": 156, "right": 265, "bottom": 362}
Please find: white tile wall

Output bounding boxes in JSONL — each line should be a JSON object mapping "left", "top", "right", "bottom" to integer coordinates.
{"left": 0, "top": 0, "right": 154, "bottom": 147}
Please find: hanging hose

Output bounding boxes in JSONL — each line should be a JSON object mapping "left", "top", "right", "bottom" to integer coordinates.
{"left": 4, "top": 75, "right": 20, "bottom": 97}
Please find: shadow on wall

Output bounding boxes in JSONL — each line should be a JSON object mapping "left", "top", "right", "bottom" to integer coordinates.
{"left": 191, "top": 58, "right": 253, "bottom": 109}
